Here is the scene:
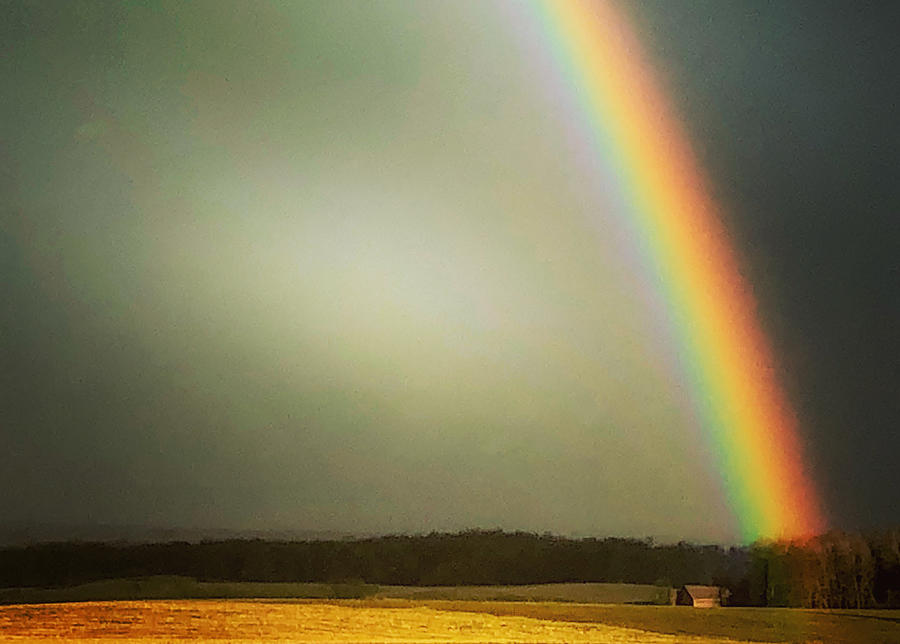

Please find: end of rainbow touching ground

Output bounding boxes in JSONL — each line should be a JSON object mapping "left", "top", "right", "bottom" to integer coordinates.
{"left": 533, "top": 0, "right": 827, "bottom": 543}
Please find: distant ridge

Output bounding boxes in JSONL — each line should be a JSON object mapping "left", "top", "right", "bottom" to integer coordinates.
{"left": 0, "top": 523, "right": 361, "bottom": 547}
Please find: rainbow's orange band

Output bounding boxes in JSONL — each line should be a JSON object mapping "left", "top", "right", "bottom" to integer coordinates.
{"left": 535, "top": 0, "right": 824, "bottom": 541}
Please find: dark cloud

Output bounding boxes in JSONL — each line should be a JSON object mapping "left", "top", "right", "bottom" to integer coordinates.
{"left": 628, "top": 0, "right": 900, "bottom": 529}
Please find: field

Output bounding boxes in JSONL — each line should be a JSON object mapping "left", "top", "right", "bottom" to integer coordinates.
{"left": 0, "top": 576, "right": 380, "bottom": 604}
{"left": 414, "top": 600, "right": 900, "bottom": 643}
{"left": 0, "top": 599, "right": 744, "bottom": 643}
{"left": 1, "top": 599, "right": 899, "bottom": 643}
{"left": 0, "top": 577, "right": 667, "bottom": 605}
{"left": 375, "top": 582, "right": 668, "bottom": 604}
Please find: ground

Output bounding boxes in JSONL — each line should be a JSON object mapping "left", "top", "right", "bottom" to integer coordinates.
{"left": 1, "top": 599, "right": 899, "bottom": 643}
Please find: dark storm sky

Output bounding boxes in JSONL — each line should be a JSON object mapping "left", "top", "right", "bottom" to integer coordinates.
{"left": 1, "top": 0, "right": 897, "bottom": 542}
{"left": 626, "top": 0, "right": 899, "bottom": 531}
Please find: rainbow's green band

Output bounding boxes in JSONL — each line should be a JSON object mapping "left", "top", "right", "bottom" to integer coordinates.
{"left": 533, "top": 0, "right": 824, "bottom": 541}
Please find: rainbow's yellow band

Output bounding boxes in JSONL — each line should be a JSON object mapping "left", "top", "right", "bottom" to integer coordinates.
{"left": 535, "top": 0, "right": 824, "bottom": 541}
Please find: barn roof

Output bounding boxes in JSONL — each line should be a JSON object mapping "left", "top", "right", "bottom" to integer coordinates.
{"left": 683, "top": 585, "right": 720, "bottom": 600}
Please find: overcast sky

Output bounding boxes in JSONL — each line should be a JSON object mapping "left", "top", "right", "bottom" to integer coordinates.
{"left": 2, "top": 0, "right": 897, "bottom": 543}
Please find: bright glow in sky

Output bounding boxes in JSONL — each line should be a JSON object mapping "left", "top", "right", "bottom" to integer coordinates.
{"left": 6, "top": 0, "right": 897, "bottom": 542}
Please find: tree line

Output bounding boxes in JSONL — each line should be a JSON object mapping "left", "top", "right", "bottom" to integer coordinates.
{"left": 1, "top": 528, "right": 897, "bottom": 607}
{"left": 749, "top": 530, "right": 900, "bottom": 608}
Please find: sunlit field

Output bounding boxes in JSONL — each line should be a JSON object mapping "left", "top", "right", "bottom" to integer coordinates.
{"left": 0, "top": 600, "right": 733, "bottom": 643}
{"left": 2, "top": 599, "right": 899, "bottom": 643}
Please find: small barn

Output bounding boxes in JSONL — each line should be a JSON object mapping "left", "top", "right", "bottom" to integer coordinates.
{"left": 675, "top": 585, "right": 724, "bottom": 608}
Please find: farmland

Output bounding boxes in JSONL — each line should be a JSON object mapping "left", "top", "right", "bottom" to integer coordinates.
{"left": 1, "top": 598, "right": 898, "bottom": 643}
{"left": 0, "top": 576, "right": 667, "bottom": 606}
{"left": 375, "top": 582, "right": 668, "bottom": 604}
{"left": 0, "top": 599, "right": 742, "bottom": 643}
{"left": 410, "top": 600, "right": 900, "bottom": 643}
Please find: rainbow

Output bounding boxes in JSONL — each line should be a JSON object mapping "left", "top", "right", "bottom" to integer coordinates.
{"left": 528, "top": 0, "right": 824, "bottom": 541}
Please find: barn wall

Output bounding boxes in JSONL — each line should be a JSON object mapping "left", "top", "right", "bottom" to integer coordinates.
{"left": 693, "top": 598, "right": 719, "bottom": 608}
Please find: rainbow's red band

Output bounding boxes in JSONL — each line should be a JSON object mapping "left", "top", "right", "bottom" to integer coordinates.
{"left": 535, "top": 0, "right": 824, "bottom": 541}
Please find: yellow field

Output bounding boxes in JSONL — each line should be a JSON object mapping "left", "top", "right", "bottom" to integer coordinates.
{"left": 0, "top": 599, "right": 743, "bottom": 643}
